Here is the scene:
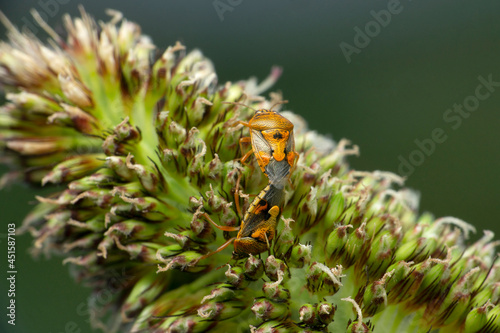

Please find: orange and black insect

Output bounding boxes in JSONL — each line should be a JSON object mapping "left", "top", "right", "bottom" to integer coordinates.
{"left": 197, "top": 181, "right": 285, "bottom": 260}
{"left": 194, "top": 101, "right": 298, "bottom": 262}
{"left": 225, "top": 101, "right": 300, "bottom": 177}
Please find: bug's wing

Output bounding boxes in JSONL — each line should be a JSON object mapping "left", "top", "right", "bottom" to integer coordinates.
{"left": 239, "top": 204, "right": 267, "bottom": 237}
{"left": 249, "top": 205, "right": 280, "bottom": 241}
{"left": 250, "top": 129, "right": 272, "bottom": 170}
{"left": 239, "top": 203, "right": 281, "bottom": 240}
{"left": 265, "top": 160, "right": 290, "bottom": 188}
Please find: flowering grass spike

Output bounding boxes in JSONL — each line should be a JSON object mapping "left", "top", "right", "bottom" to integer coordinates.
{"left": 0, "top": 7, "right": 499, "bottom": 333}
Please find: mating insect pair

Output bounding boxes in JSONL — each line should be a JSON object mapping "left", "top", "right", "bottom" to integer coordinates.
{"left": 197, "top": 101, "right": 298, "bottom": 262}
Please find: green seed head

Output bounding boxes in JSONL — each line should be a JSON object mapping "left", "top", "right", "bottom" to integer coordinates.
{"left": 0, "top": 8, "right": 499, "bottom": 333}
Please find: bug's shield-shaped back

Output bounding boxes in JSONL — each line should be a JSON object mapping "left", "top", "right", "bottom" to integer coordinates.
{"left": 261, "top": 129, "right": 290, "bottom": 162}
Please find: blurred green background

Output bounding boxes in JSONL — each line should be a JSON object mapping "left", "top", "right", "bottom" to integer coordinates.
{"left": 0, "top": 1, "right": 499, "bottom": 332}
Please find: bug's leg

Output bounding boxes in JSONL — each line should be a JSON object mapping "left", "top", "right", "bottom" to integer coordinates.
{"left": 194, "top": 236, "right": 236, "bottom": 263}
{"left": 201, "top": 213, "right": 239, "bottom": 232}
{"left": 264, "top": 232, "right": 272, "bottom": 256}
{"left": 286, "top": 151, "right": 300, "bottom": 188}
{"left": 266, "top": 232, "right": 271, "bottom": 249}
{"left": 291, "top": 151, "right": 299, "bottom": 172}
{"left": 237, "top": 120, "right": 251, "bottom": 129}
{"left": 234, "top": 172, "right": 244, "bottom": 218}
{"left": 293, "top": 152, "right": 299, "bottom": 169}
{"left": 239, "top": 136, "right": 253, "bottom": 165}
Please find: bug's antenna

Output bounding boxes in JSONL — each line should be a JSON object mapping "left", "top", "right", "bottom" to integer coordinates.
{"left": 269, "top": 100, "right": 288, "bottom": 112}
{"left": 222, "top": 101, "right": 258, "bottom": 113}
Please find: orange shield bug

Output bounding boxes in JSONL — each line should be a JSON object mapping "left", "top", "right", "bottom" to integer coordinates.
{"left": 196, "top": 178, "right": 286, "bottom": 261}
{"left": 224, "top": 101, "right": 300, "bottom": 177}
